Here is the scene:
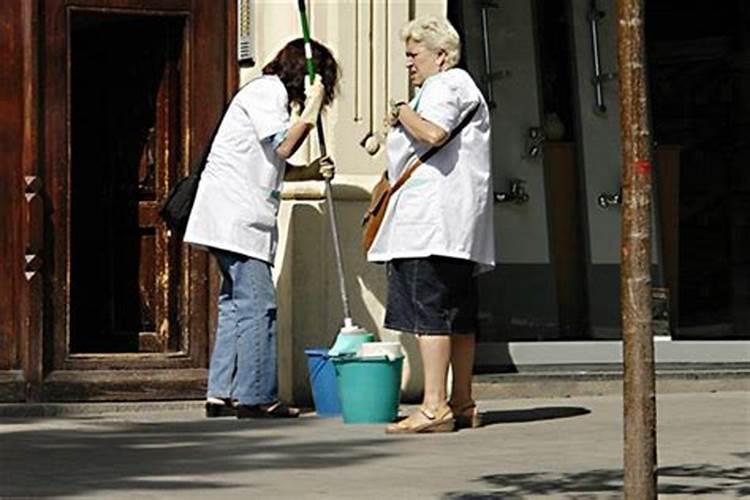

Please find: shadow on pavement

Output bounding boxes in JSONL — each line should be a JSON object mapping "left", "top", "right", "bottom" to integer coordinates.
{"left": 0, "top": 417, "right": 396, "bottom": 497}
{"left": 442, "top": 460, "right": 750, "bottom": 499}
{"left": 481, "top": 406, "right": 591, "bottom": 426}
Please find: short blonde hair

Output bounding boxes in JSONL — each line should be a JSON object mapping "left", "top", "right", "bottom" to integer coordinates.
{"left": 400, "top": 16, "right": 461, "bottom": 69}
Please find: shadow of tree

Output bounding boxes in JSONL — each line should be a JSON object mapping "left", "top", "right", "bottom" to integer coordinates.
{"left": 481, "top": 406, "right": 591, "bottom": 426}
{"left": 442, "top": 460, "right": 750, "bottom": 499}
{"left": 0, "top": 417, "right": 396, "bottom": 497}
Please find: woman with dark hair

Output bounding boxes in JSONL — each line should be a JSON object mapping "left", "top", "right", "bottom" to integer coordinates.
{"left": 184, "top": 38, "right": 340, "bottom": 419}
{"left": 262, "top": 39, "right": 339, "bottom": 113}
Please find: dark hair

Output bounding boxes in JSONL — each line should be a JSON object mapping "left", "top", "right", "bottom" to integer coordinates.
{"left": 262, "top": 38, "right": 339, "bottom": 109}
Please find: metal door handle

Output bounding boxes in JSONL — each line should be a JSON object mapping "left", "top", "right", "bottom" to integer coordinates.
{"left": 495, "top": 179, "right": 530, "bottom": 204}
{"left": 597, "top": 190, "right": 622, "bottom": 209}
{"left": 524, "top": 126, "right": 545, "bottom": 159}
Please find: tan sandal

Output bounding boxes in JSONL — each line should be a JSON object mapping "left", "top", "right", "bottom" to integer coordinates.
{"left": 385, "top": 404, "right": 455, "bottom": 434}
{"left": 450, "top": 400, "right": 482, "bottom": 429}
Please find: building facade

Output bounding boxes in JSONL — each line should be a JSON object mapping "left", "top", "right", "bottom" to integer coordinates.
{"left": 1, "top": 0, "right": 748, "bottom": 403}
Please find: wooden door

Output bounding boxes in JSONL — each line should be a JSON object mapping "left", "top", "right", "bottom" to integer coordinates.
{"left": 41, "top": 0, "right": 232, "bottom": 400}
{"left": 68, "top": 12, "right": 184, "bottom": 354}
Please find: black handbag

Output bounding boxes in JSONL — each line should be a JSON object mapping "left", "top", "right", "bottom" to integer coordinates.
{"left": 159, "top": 162, "right": 205, "bottom": 235}
{"left": 159, "top": 117, "right": 223, "bottom": 236}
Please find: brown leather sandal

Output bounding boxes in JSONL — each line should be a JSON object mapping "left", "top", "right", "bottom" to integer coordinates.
{"left": 385, "top": 405, "right": 455, "bottom": 434}
{"left": 450, "top": 400, "right": 482, "bottom": 429}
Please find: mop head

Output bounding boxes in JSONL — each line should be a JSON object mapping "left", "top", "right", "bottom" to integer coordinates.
{"left": 328, "top": 325, "right": 374, "bottom": 357}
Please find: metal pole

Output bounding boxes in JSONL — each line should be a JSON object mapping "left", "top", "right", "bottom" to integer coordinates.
{"left": 296, "top": 0, "right": 353, "bottom": 325}
{"left": 480, "top": 5, "right": 494, "bottom": 107}
{"left": 616, "top": 0, "right": 657, "bottom": 498}
{"left": 324, "top": 181, "right": 352, "bottom": 323}
{"left": 589, "top": 0, "right": 607, "bottom": 113}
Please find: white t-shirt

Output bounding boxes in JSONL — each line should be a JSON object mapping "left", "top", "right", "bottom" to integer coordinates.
{"left": 367, "top": 68, "right": 495, "bottom": 271}
{"left": 183, "top": 75, "right": 289, "bottom": 264}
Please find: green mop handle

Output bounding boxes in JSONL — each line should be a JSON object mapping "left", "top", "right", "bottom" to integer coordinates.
{"left": 297, "top": 0, "right": 326, "bottom": 155}
{"left": 296, "top": 0, "right": 353, "bottom": 327}
{"left": 297, "top": 0, "right": 326, "bottom": 157}
{"left": 297, "top": 0, "right": 317, "bottom": 83}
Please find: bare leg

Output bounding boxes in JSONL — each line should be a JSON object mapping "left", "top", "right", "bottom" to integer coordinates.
{"left": 418, "top": 335, "right": 451, "bottom": 411}
{"left": 385, "top": 334, "right": 454, "bottom": 433}
{"left": 449, "top": 333, "right": 476, "bottom": 407}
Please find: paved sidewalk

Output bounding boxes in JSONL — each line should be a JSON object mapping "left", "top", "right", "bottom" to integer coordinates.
{"left": 1, "top": 392, "right": 748, "bottom": 499}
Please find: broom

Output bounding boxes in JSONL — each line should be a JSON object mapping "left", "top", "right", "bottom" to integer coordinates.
{"left": 296, "top": 0, "right": 369, "bottom": 352}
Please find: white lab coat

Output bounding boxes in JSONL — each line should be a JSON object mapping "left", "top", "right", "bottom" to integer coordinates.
{"left": 184, "top": 75, "right": 289, "bottom": 264}
{"left": 367, "top": 68, "right": 496, "bottom": 271}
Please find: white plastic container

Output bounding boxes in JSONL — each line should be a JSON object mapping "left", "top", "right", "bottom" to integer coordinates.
{"left": 357, "top": 341, "right": 404, "bottom": 361}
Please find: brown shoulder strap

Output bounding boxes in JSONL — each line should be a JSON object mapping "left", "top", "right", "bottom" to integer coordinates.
{"left": 389, "top": 102, "right": 480, "bottom": 196}
{"left": 391, "top": 157, "right": 422, "bottom": 193}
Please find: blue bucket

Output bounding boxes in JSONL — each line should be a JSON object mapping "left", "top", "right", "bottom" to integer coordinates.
{"left": 304, "top": 348, "right": 341, "bottom": 417}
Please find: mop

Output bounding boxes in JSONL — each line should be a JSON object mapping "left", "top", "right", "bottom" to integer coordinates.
{"left": 296, "top": 0, "right": 371, "bottom": 355}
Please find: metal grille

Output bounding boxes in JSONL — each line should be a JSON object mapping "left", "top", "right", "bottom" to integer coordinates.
{"left": 238, "top": 0, "right": 254, "bottom": 64}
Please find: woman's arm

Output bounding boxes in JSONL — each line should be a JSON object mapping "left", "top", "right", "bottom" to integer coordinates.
{"left": 393, "top": 103, "right": 448, "bottom": 147}
{"left": 276, "top": 78, "right": 326, "bottom": 160}
{"left": 275, "top": 120, "right": 314, "bottom": 161}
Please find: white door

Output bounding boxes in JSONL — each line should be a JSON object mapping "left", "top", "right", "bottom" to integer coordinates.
{"left": 458, "top": 1, "right": 563, "bottom": 341}
{"left": 570, "top": 0, "right": 624, "bottom": 338}
{"left": 570, "top": 0, "right": 664, "bottom": 339}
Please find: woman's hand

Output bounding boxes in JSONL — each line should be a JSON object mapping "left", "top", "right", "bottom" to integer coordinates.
{"left": 284, "top": 155, "right": 335, "bottom": 182}
{"left": 389, "top": 99, "right": 408, "bottom": 126}
{"left": 278, "top": 76, "right": 325, "bottom": 161}
{"left": 312, "top": 155, "right": 335, "bottom": 180}
{"left": 298, "top": 75, "right": 325, "bottom": 126}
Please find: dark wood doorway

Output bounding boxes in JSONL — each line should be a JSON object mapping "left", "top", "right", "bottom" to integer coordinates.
{"left": 39, "top": 0, "right": 233, "bottom": 400}
{"left": 69, "top": 12, "right": 184, "bottom": 354}
{"left": 647, "top": 0, "right": 750, "bottom": 340}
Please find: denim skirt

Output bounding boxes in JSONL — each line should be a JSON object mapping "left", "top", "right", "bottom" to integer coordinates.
{"left": 384, "top": 256, "right": 478, "bottom": 335}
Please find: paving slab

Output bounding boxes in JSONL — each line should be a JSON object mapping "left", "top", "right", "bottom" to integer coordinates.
{"left": 1, "top": 391, "right": 748, "bottom": 499}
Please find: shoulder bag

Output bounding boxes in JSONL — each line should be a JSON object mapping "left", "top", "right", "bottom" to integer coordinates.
{"left": 159, "top": 115, "right": 224, "bottom": 236}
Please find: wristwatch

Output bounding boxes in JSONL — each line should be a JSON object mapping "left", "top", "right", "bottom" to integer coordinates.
{"left": 390, "top": 100, "right": 408, "bottom": 125}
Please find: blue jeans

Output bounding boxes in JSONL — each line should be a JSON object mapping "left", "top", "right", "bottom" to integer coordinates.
{"left": 206, "top": 249, "right": 278, "bottom": 405}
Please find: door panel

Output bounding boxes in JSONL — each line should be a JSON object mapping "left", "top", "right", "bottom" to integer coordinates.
{"left": 457, "top": 1, "right": 561, "bottom": 341}
{"left": 571, "top": 0, "right": 666, "bottom": 338}
{"left": 69, "top": 12, "right": 183, "bottom": 353}
{"left": 570, "top": 0, "right": 624, "bottom": 338}
{"left": 647, "top": 0, "right": 750, "bottom": 340}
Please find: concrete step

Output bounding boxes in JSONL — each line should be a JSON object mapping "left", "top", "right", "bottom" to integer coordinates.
{"left": 473, "top": 364, "right": 750, "bottom": 399}
{"left": 0, "top": 400, "right": 206, "bottom": 418}
{"left": 1, "top": 365, "right": 747, "bottom": 417}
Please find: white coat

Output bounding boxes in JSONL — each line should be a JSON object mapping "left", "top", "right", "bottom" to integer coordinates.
{"left": 184, "top": 75, "right": 289, "bottom": 264}
{"left": 367, "top": 68, "right": 496, "bottom": 271}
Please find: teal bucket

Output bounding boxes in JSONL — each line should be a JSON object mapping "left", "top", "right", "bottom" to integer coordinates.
{"left": 332, "top": 356, "right": 403, "bottom": 424}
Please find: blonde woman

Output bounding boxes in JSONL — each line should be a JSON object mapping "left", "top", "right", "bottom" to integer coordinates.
{"left": 368, "top": 16, "right": 495, "bottom": 433}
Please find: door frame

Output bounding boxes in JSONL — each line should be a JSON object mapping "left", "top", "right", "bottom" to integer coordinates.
{"left": 34, "top": 0, "right": 235, "bottom": 400}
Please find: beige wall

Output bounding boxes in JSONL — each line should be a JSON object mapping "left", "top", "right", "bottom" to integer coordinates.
{"left": 241, "top": 1, "right": 446, "bottom": 404}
